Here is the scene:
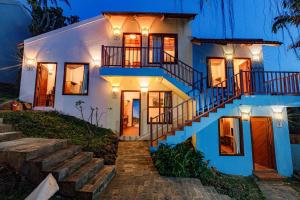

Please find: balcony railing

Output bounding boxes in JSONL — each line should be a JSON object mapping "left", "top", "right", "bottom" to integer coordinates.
{"left": 101, "top": 45, "right": 203, "bottom": 90}
{"left": 150, "top": 70, "right": 300, "bottom": 146}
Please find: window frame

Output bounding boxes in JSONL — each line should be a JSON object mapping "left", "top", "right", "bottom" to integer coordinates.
{"left": 206, "top": 57, "right": 227, "bottom": 88}
{"left": 148, "top": 33, "right": 178, "bottom": 64}
{"left": 147, "top": 91, "right": 173, "bottom": 124}
{"left": 218, "top": 116, "right": 244, "bottom": 156}
{"left": 62, "top": 62, "right": 90, "bottom": 96}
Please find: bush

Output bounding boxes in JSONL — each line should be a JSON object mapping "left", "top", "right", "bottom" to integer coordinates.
{"left": 151, "top": 141, "right": 265, "bottom": 200}
{"left": 0, "top": 111, "right": 118, "bottom": 164}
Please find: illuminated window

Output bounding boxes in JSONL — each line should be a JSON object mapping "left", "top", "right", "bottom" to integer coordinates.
{"left": 148, "top": 91, "right": 172, "bottom": 123}
{"left": 208, "top": 58, "right": 226, "bottom": 87}
{"left": 219, "top": 117, "right": 244, "bottom": 156}
{"left": 149, "top": 34, "right": 177, "bottom": 63}
{"left": 63, "top": 63, "right": 89, "bottom": 95}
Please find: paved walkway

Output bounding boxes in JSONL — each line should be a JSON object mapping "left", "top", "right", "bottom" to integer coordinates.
{"left": 257, "top": 181, "right": 300, "bottom": 200}
{"left": 99, "top": 141, "right": 231, "bottom": 200}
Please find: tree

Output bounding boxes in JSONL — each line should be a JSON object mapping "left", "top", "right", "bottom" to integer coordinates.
{"left": 273, "top": 0, "right": 300, "bottom": 49}
{"left": 33, "top": 0, "right": 70, "bottom": 8}
{"left": 27, "top": 0, "right": 79, "bottom": 36}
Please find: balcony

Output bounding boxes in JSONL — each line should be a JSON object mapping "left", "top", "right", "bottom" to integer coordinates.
{"left": 100, "top": 45, "right": 203, "bottom": 92}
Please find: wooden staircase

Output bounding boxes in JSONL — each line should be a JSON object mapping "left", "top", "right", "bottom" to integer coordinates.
{"left": 150, "top": 71, "right": 300, "bottom": 149}
{"left": 0, "top": 119, "right": 115, "bottom": 200}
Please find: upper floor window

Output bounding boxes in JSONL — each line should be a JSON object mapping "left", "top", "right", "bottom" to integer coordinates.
{"left": 148, "top": 91, "right": 172, "bottom": 123}
{"left": 207, "top": 58, "right": 226, "bottom": 87}
{"left": 63, "top": 63, "right": 89, "bottom": 95}
{"left": 149, "top": 34, "right": 177, "bottom": 63}
{"left": 219, "top": 117, "right": 244, "bottom": 156}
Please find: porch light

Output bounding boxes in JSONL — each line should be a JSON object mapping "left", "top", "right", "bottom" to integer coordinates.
{"left": 112, "top": 86, "right": 120, "bottom": 93}
{"left": 239, "top": 105, "right": 251, "bottom": 121}
{"left": 113, "top": 27, "right": 121, "bottom": 36}
{"left": 94, "top": 59, "right": 101, "bottom": 67}
{"left": 26, "top": 58, "right": 36, "bottom": 71}
{"left": 141, "top": 86, "right": 148, "bottom": 93}
{"left": 252, "top": 54, "right": 260, "bottom": 62}
{"left": 141, "top": 27, "right": 149, "bottom": 36}
{"left": 272, "top": 106, "right": 284, "bottom": 127}
{"left": 225, "top": 53, "right": 233, "bottom": 60}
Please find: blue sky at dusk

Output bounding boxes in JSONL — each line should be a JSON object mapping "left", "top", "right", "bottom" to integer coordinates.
{"left": 20, "top": 0, "right": 299, "bottom": 69}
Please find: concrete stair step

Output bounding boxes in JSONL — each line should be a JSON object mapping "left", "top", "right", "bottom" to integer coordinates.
{"left": 0, "top": 124, "right": 13, "bottom": 133}
{"left": 77, "top": 165, "right": 116, "bottom": 200}
{"left": 60, "top": 158, "right": 104, "bottom": 197}
{"left": 0, "top": 131, "right": 22, "bottom": 142}
{"left": 254, "top": 171, "right": 286, "bottom": 181}
{"left": 49, "top": 152, "right": 94, "bottom": 181}
{"left": 204, "top": 186, "right": 218, "bottom": 193}
{"left": 30, "top": 145, "right": 82, "bottom": 171}
{"left": 0, "top": 138, "right": 68, "bottom": 170}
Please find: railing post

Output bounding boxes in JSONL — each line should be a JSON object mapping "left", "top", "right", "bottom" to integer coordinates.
{"left": 150, "top": 117, "right": 153, "bottom": 147}
{"left": 239, "top": 70, "right": 244, "bottom": 95}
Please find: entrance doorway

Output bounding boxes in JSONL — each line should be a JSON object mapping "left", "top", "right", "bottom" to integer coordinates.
{"left": 121, "top": 91, "right": 141, "bottom": 136}
{"left": 123, "top": 33, "right": 141, "bottom": 68}
{"left": 233, "top": 58, "right": 251, "bottom": 94}
{"left": 251, "top": 117, "right": 276, "bottom": 171}
{"left": 34, "top": 63, "right": 57, "bottom": 107}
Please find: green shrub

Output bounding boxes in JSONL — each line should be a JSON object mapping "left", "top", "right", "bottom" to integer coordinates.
{"left": 151, "top": 141, "right": 265, "bottom": 200}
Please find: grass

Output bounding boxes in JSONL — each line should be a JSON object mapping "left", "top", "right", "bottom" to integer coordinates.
{"left": 151, "top": 141, "right": 265, "bottom": 200}
{"left": 0, "top": 111, "right": 118, "bottom": 164}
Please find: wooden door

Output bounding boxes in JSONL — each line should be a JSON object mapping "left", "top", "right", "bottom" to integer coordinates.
{"left": 233, "top": 58, "right": 252, "bottom": 94}
{"left": 123, "top": 33, "right": 142, "bottom": 68}
{"left": 251, "top": 117, "right": 276, "bottom": 170}
{"left": 34, "top": 64, "right": 48, "bottom": 107}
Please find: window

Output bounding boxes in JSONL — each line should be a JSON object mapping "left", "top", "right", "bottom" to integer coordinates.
{"left": 149, "top": 34, "right": 177, "bottom": 63}
{"left": 148, "top": 91, "right": 172, "bottom": 123}
{"left": 219, "top": 117, "right": 244, "bottom": 156}
{"left": 207, "top": 58, "right": 226, "bottom": 87}
{"left": 63, "top": 63, "right": 89, "bottom": 95}
{"left": 287, "top": 107, "right": 300, "bottom": 144}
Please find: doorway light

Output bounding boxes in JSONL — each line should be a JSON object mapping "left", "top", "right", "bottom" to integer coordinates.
{"left": 141, "top": 86, "right": 148, "bottom": 93}
{"left": 141, "top": 27, "right": 149, "bottom": 36}
{"left": 239, "top": 105, "right": 251, "bottom": 121}
{"left": 272, "top": 106, "right": 284, "bottom": 127}
{"left": 225, "top": 53, "right": 233, "bottom": 60}
{"left": 113, "top": 27, "right": 121, "bottom": 36}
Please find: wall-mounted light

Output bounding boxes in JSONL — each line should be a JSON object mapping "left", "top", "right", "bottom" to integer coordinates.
{"left": 225, "top": 53, "right": 233, "bottom": 60}
{"left": 252, "top": 54, "right": 260, "bottom": 62}
{"left": 94, "top": 59, "right": 101, "bottom": 67}
{"left": 113, "top": 27, "right": 121, "bottom": 36}
{"left": 272, "top": 106, "right": 284, "bottom": 127}
{"left": 239, "top": 105, "right": 251, "bottom": 121}
{"left": 112, "top": 85, "right": 120, "bottom": 98}
{"left": 141, "top": 86, "right": 148, "bottom": 93}
{"left": 26, "top": 58, "right": 36, "bottom": 71}
{"left": 141, "top": 27, "right": 149, "bottom": 36}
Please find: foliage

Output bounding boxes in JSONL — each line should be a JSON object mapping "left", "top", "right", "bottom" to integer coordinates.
{"left": 0, "top": 111, "right": 117, "bottom": 154}
{"left": 26, "top": 0, "right": 79, "bottom": 36}
{"left": 0, "top": 83, "right": 19, "bottom": 105}
{"left": 273, "top": 0, "right": 300, "bottom": 49}
{"left": 151, "top": 141, "right": 265, "bottom": 200}
{"left": 32, "top": 0, "right": 71, "bottom": 8}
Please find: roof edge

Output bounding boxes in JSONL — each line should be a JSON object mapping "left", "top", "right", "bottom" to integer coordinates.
{"left": 191, "top": 38, "right": 282, "bottom": 46}
{"left": 25, "top": 15, "right": 105, "bottom": 44}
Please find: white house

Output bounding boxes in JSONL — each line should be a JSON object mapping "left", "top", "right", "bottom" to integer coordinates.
{"left": 19, "top": 9, "right": 300, "bottom": 179}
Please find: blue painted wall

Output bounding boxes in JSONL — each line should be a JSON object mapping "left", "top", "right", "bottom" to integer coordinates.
{"left": 291, "top": 145, "right": 300, "bottom": 171}
{"left": 195, "top": 105, "right": 293, "bottom": 177}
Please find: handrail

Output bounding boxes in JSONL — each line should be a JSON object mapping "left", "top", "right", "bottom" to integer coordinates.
{"left": 101, "top": 45, "right": 203, "bottom": 90}
{"left": 150, "top": 70, "right": 300, "bottom": 147}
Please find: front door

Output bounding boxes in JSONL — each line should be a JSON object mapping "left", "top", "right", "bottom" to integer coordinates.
{"left": 121, "top": 91, "right": 141, "bottom": 136}
{"left": 123, "top": 33, "right": 141, "bottom": 68}
{"left": 233, "top": 58, "right": 251, "bottom": 94}
{"left": 251, "top": 117, "right": 276, "bottom": 171}
{"left": 34, "top": 63, "right": 57, "bottom": 107}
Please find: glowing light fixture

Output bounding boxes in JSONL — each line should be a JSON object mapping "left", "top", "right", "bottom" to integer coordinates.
{"left": 239, "top": 105, "right": 251, "bottom": 121}
{"left": 252, "top": 53, "right": 260, "bottom": 61}
{"left": 113, "top": 27, "right": 121, "bottom": 36}
{"left": 129, "top": 34, "right": 137, "bottom": 39}
{"left": 141, "top": 27, "right": 149, "bottom": 36}
{"left": 141, "top": 86, "right": 148, "bottom": 93}
{"left": 272, "top": 106, "right": 284, "bottom": 127}
{"left": 225, "top": 53, "right": 233, "bottom": 60}
{"left": 112, "top": 86, "right": 120, "bottom": 93}
{"left": 94, "top": 59, "right": 101, "bottom": 67}
{"left": 26, "top": 58, "right": 36, "bottom": 71}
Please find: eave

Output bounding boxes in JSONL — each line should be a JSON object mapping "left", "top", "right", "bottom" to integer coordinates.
{"left": 191, "top": 38, "right": 282, "bottom": 46}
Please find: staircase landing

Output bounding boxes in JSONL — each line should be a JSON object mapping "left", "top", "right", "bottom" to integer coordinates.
{"left": 254, "top": 170, "right": 286, "bottom": 181}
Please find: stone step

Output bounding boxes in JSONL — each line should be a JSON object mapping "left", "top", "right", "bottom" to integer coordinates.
{"left": 254, "top": 171, "right": 286, "bottom": 181}
{"left": 49, "top": 152, "right": 94, "bottom": 181}
{"left": 0, "top": 124, "right": 13, "bottom": 133}
{"left": 204, "top": 186, "right": 218, "bottom": 194}
{"left": 0, "top": 131, "right": 22, "bottom": 142}
{"left": 77, "top": 165, "right": 116, "bottom": 200}
{"left": 60, "top": 158, "right": 104, "bottom": 197}
{"left": 0, "top": 138, "right": 68, "bottom": 171}
{"left": 30, "top": 145, "right": 82, "bottom": 171}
